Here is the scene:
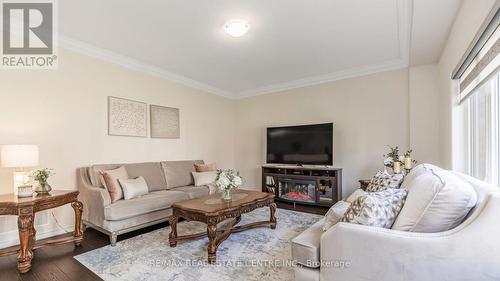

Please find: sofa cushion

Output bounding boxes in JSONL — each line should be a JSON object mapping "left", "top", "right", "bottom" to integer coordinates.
{"left": 100, "top": 166, "right": 129, "bottom": 203}
{"left": 392, "top": 168, "right": 477, "bottom": 232}
{"left": 119, "top": 176, "right": 149, "bottom": 200}
{"left": 292, "top": 218, "right": 324, "bottom": 268}
{"left": 171, "top": 185, "right": 209, "bottom": 199}
{"left": 341, "top": 188, "right": 407, "bottom": 228}
{"left": 192, "top": 171, "right": 218, "bottom": 187}
{"left": 124, "top": 162, "right": 167, "bottom": 192}
{"left": 322, "top": 200, "right": 350, "bottom": 231}
{"left": 161, "top": 160, "right": 204, "bottom": 189}
{"left": 104, "top": 190, "right": 188, "bottom": 221}
{"left": 366, "top": 170, "right": 404, "bottom": 192}
{"left": 89, "top": 164, "right": 122, "bottom": 187}
{"left": 194, "top": 163, "right": 217, "bottom": 172}
{"left": 400, "top": 163, "right": 441, "bottom": 190}
{"left": 346, "top": 188, "right": 366, "bottom": 203}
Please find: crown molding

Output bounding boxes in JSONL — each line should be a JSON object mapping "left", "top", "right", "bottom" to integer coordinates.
{"left": 58, "top": 36, "right": 234, "bottom": 99}
{"left": 235, "top": 59, "right": 408, "bottom": 98}
{"left": 57, "top": 0, "right": 413, "bottom": 100}
{"left": 236, "top": 0, "right": 413, "bottom": 98}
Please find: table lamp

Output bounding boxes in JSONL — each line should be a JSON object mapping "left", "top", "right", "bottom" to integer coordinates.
{"left": 1, "top": 145, "right": 39, "bottom": 195}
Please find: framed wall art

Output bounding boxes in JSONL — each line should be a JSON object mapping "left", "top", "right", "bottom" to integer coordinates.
{"left": 108, "top": 96, "right": 147, "bottom": 137}
{"left": 150, "top": 104, "right": 180, "bottom": 139}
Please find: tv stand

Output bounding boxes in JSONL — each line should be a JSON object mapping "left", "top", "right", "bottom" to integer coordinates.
{"left": 262, "top": 164, "right": 342, "bottom": 207}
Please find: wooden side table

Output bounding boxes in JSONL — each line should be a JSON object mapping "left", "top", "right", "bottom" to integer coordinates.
{"left": 0, "top": 190, "right": 83, "bottom": 273}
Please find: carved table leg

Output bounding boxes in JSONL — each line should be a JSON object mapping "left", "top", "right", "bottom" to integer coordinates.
{"left": 169, "top": 214, "right": 178, "bottom": 247}
{"left": 269, "top": 202, "right": 277, "bottom": 229}
{"left": 71, "top": 201, "right": 84, "bottom": 246}
{"left": 17, "top": 208, "right": 34, "bottom": 273}
{"left": 207, "top": 223, "right": 217, "bottom": 263}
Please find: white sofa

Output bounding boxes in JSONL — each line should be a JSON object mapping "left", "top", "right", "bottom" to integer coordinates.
{"left": 292, "top": 167, "right": 500, "bottom": 281}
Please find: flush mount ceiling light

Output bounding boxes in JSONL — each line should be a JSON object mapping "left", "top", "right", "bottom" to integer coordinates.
{"left": 224, "top": 19, "right": 250, "bottom": 37}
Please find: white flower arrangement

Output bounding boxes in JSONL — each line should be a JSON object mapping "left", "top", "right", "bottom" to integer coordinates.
{"left": 215, "top": 169, "right": 242, "bottom": 191}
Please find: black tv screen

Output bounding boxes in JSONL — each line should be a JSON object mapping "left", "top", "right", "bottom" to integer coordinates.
{"left": 266, "top": 123, "right": 333, "bottom": 165}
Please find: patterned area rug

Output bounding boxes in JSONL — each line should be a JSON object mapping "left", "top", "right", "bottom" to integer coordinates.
{"left": 75, "top": 208, "right": 322, "bottom": 281}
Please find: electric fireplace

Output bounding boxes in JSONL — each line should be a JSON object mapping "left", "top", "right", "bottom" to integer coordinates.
{"left": 262, "top": 165, "right": 342, "bottom": 208}
{"left": 278, "top": 178, "right": 316, "bottom": 204}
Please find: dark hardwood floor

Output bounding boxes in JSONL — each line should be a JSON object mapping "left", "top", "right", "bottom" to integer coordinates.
{"left": 0, "top": 202, "right": 328, "bottom": 281}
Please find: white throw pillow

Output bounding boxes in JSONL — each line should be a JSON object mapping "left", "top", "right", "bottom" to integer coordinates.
{"left": 118, "top": 176, "right": 149, "bottom": 200}
{"left": 192, "top": 171, "right": 218, "bottom": 187}
{"left": 322, "top": 200, "right": 351, "bottom": 231}
{"left": 392, "top": 168, "right": 477, "bottom": 232}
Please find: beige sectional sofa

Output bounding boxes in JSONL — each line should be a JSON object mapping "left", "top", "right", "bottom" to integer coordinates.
{"left": 77, "top": 160, "right": 209, "bottom": 246}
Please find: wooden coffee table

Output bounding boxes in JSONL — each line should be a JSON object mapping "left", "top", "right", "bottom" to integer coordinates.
{"left": 169, "top": 190, "right": 276, "bottom": 263}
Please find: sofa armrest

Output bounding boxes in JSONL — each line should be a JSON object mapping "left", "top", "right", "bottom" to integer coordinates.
{"left": 77, "top": 168, "right": 111, "bottom": 226}
{"left": 320, "top": 192, "right": 500, "bottom": 281}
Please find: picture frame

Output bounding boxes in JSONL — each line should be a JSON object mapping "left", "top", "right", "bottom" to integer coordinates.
{"left": 108, "top": 96, "right": 148, "bottom": 137}
{"left": 150, "top": 104, "right": 180, "bottom": 139}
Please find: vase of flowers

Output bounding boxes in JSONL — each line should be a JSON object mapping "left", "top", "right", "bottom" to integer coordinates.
{"left": 31, "top": 168, "right": 54, "bottom": 195}
{"left": 215, "top": 169, "right": 242, "bottom": 200}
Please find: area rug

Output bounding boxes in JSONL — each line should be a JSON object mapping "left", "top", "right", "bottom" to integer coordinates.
{"left": 75, "top": 208, "right": 323, "bottom": 281}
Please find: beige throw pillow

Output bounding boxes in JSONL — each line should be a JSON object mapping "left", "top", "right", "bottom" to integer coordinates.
{"left": 100, "top": 166, "right": 129, "bottom": 203}
{"left": 118, "top": 176, "right": 149, "bottom": 200}
{"left": 194, "top": 163, "right": 216, "bottom": 172}
{"left": 192, "top": 171, "right": 218, "bottom": 187}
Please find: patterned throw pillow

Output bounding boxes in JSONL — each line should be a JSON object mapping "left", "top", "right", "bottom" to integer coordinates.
{"left": 366, "top": 170, "right": 404, "bottom": 192}
{"left": 341, "top": 188, "right": 408, "bottom": 228}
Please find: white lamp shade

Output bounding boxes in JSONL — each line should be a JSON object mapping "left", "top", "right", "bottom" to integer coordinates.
{"left": 1, "top": 145, "right": 39, "bottom": 168}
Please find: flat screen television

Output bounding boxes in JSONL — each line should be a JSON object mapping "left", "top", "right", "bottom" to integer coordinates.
{"left": 266, "top": 123, "right": 333, "bottom": 165}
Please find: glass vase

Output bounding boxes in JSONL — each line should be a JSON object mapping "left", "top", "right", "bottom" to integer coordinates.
{"left": 222, "top": 188, "right": 232, "bottom": 200}
{"left": 34, "top": 181, "right": 52, "bottom": 195}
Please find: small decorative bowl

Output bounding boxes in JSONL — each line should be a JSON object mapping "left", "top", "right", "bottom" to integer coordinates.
{"left": 18, "top": 185, "right": 33, "bottom": 198}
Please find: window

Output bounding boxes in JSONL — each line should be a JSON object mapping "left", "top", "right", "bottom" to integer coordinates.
{"left": 453, "top": 7, "right": 500, "bottom": 185}
{"left": 467, "top": 72, "right": 500, "bottom": 185}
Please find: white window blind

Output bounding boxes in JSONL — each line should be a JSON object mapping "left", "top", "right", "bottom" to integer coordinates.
{"left": 458, "top": 26, "right": 500, "bottom": 102}
{"left": 453, "top": 5, "right": 500, "bottom": 103}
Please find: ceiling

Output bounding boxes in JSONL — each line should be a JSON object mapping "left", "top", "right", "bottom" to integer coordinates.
{"left": 59, "top": 0, "right": 463, "bottom": 98}
{"left": 410, "top": 0, "right": 463, "bottom": 65}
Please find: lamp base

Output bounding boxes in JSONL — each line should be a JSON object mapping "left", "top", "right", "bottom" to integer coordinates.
{"left": 13, "top": 171, "right": 28, "bottom": 196}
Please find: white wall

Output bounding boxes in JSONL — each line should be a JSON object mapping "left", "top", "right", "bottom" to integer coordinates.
{"left": 409, "top": 64, "right": 441, "bottom": 165}
{"left": 234, "top": 69, "right": 411, "bottom": 197}
{"left": 0, "top": 49, "right": 235, "bottom": 247}
{"left": 437, "top": 0, "right": 498, "bottom": 171}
